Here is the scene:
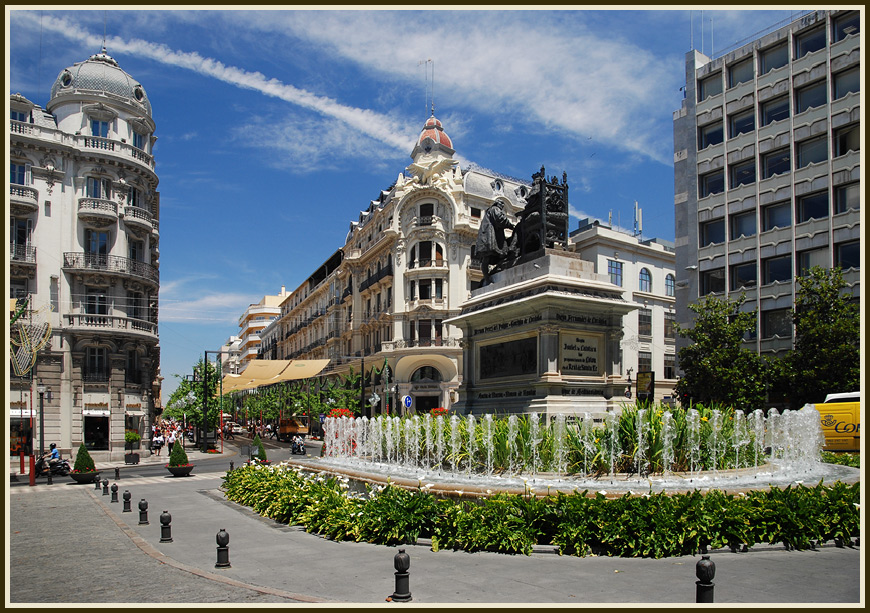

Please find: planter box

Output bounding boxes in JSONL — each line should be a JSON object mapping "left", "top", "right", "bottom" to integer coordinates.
{"left": 124, "top": 452, "right": 140, "bottom": 465}
{"left": 166, "top": 465, "right": 194, "bottom": 477}
{"left": 70, "top": 471, "right": 101, "bottom": 485}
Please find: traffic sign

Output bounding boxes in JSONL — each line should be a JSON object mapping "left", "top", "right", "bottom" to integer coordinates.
{"left": 402, "top": 395, "right": 412, "bottom": 409}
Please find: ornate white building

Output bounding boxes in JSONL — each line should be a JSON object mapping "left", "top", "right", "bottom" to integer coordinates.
{"left": 259, "top": 116, "right": 676, "bottom": 416}
{"left": 9, "top": 47, "right": 160, "bottom": 460}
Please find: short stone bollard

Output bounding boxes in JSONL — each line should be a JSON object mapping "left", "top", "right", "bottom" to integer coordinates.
{"left": 215, "top": 529, "right": 231, "bottom": 568}
{"left": 115, "top": 467, "right": 121, "bottom": 480}
{"left": 110, "top": 483, "right": 119, "bottom": 503}
{"left": 138, "top": 499, "right": 149, "bottom": 525}
{"left": 160, "top": 511, "right": 173, "bottom": 543}
{"left": 388, "top": 548, "right": 412, "bottom": 602}
{"left": 122, "top": 490, "right": 132, "bottom": 512}
{"left": 695, "top": 554, "right": 715, "bottom": 603}
{"left": 102, "top": 479, "right": 109, "bottom": 495}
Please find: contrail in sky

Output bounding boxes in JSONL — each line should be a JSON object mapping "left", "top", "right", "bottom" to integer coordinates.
{"left": 17, "top": 12, "right": 418, "bottom": 154}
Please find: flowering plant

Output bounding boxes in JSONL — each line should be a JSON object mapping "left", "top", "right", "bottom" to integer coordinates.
{"left": 430, "top": 407, "right": 448, "bottom": 417}
{"left": 327, "top": 407, "right": 355, "bottom": 419}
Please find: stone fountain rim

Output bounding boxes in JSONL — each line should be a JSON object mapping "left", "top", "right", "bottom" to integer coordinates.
{"left": 281, "top": 458, "right": 860, "bottom": 500}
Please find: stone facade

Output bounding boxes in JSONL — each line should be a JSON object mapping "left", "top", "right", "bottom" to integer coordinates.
{"left": 10, "top": 48, "right": 161, "bottom": 461}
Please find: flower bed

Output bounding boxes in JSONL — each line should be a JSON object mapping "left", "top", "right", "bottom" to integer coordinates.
{"left": 222, "top": 463, "right": 860, "bottom": 558}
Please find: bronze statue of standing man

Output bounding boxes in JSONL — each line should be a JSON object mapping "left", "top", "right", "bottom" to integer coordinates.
{"left": 475, "top": 201, "right": 514, "bottom": 285}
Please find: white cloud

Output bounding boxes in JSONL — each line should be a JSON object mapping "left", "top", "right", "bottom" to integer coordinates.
{"left": 233, "top": 10, "right": 681, "bottom": 164}
{"left": 14, "top": 11, "right": 418, "bottom": 156}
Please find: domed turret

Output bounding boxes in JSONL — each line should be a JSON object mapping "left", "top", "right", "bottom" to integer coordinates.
{"left": 410, "top": 114, "right": 454, "bottom": 159}
{"left": 48, "top": 47, "right": 152, "bottom": 116}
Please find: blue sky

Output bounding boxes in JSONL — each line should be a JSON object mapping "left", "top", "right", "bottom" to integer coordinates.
{"left": 8, "top": 8, "right": 803, "bottom": 404}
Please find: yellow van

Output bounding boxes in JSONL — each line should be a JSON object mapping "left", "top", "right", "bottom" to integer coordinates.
{"left": 813, "top": 392, "right": 861, "bottom": 452}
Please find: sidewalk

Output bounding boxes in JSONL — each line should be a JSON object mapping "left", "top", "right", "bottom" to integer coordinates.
{"left": 7, "top": 447, "right": 862, "bottom": 605}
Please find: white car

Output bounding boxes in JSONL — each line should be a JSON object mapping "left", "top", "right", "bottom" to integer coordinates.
{"left": 225, "top": 422, "right": 245, "bottom": 434}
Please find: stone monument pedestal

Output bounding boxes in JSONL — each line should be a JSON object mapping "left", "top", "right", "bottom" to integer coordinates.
{"left": 446, "top": 249, "right": 638, "bottom": 422}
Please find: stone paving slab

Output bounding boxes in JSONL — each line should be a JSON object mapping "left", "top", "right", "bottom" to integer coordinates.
{"left": 7, "top": 470, "right": 862, "bottom": 605}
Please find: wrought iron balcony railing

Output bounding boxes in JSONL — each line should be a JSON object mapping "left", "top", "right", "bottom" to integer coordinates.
{"left": 63, "top": 252, "right": 159, "bottom": 284}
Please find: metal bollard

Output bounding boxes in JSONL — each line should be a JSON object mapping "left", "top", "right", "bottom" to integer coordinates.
{"left": 122, "top": 490, "right": 132, "bottom": 512}
{"left": 95, "top": 475, "right": 102, "bottom": 490}
{"left": 229, "top": 461, "right": 234, "bottom": 472}
{"left": 389, "top": 548, "right": 412, "bottom": 602}
{"left": 47, "top": 471, "right": 53, "bottom": 485}
{"left": 110, "top": 483, "right": 119, "bottom": 503}
{"left": 20, "top": 451, "right": 25, "bottom": 474}
{"left": 138, "top": 499, "right": 149, "bottom": 525}
{"left": 695, "top": 554, "right": 715, "bottom": 603}
{"left": 215, "top": 529, "right": 231, "bottom": 568}
{"left": 115, "top": 467, "right": 121, "bottom": 480}
{"left": 102, "top": 479, "right": 109, "bottom": 495}
{"left": 160, "top": 511, "right": 173, "bottom": 543}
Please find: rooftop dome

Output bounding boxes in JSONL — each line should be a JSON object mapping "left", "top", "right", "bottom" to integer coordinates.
{"left": 417, "top": 115, "right": 453, "bottom": 150}
{"left": 411, "top": 114, "right": 454, "bottom": 159}
{"left": 49, "top": 47, "right": 152, "bottom": 116}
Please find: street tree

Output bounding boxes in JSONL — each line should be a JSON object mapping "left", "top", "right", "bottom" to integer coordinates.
{"left": 164, "top": 358, "right": 228, "bottom": 433}
{"left": 782, "top": 266, "right": 860, "bottom": 408}
{"left": 675, "top": 294, "right": 768, "bottom": 412}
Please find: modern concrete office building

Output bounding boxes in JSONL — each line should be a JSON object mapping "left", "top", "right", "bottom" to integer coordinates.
{"left": 9, "top": 47, "right": 161, "bottom": 460}
{"left": 253, "top": 116, "right": 676, "bottom": 415}
{"left": 673, "top": 9, "right": 860, "bottom": 360}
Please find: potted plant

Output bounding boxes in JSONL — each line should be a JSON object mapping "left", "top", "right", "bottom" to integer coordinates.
{"left": 70, "top": 443, "right": 101, "bottom": 484}
{"left": 249, "top": 434, "right": 270, "bottom": 465}
{"left": 166, "top": 440, "right": 194, "bottom": 477}
{"left": 124, "top": 430, "right": 141, "bottom": 465}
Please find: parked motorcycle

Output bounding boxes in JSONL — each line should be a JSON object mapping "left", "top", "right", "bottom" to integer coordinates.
{"left": 35, "top": 454, "right": 72, "bottom": 477}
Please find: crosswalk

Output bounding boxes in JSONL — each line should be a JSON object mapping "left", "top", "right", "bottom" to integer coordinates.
{"left": 10, "top": 470, "right": 225, "bottom": 494}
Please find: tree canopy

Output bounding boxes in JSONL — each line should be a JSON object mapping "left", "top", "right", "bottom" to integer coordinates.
{"left": 780, "top": 266, "right": 860, "bottom": 408}
{"left": 675, "top": 294, "right": 768, "bottom": 412}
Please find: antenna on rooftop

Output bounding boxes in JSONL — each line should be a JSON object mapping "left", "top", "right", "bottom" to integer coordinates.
{"left": 418, "top": 59, "right": 434, "bottom": 118}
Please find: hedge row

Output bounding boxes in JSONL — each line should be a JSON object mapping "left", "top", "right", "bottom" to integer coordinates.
{"left": 222, "top": 464, "right": 860, "bottom": 558}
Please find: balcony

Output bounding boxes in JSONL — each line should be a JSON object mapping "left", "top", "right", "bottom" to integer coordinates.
{"left": 10, "top": 119, "right": 156, "bottom": 175}
{"left": 382, "top": 337, "right": 460, "bottom": 351}
{"left": 63, "top": 252, "right": 159, "bottom": 286}
{"left": 77, "top": 197, "right": 118, "bottom": 227}
{"left": 65, "top": 313, "right": 158, "bottom": 338}
{"left": 122, "top": 205, "right": 153, "bottom": 236}
{"left": 82, "top": 135, "right": 155, "bottom": 173}
{"left": 10, "top": 243, "right": 36, "bottom": 265}
{"left": 10, "top": 184, "right": 39, "bottom": 215}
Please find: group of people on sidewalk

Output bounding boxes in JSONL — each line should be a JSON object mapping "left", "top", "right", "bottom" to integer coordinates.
{"left": 150, "top": 419, "right": 192, "bottom": 456}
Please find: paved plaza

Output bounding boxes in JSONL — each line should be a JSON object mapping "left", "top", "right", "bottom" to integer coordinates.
{"left": 6, "top": 442, "right": 863, "bottom": 606}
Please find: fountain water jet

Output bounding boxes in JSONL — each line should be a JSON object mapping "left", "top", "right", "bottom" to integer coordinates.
{"left": 317, "top": 406, "right": 849, "bottom": 495}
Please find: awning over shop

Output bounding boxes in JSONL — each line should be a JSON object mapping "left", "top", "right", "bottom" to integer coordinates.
{"left": 221, "top": 359, "right": 331, "bottom": 394}
{"left": 271, "top": 359, "right": 331, "bottom": 382}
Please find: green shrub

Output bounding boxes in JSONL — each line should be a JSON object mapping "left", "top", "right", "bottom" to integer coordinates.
{"left": 73, "top": 443, "right": 96, "bottom": 473}
{"left": 168, "top": 440, "right": 190, "bottom": 467}
{"left": 221, "top": 464, "right": 861, "bottom": 558}
{"left": 252, "top": 434, "right": 267, "bottom": 462}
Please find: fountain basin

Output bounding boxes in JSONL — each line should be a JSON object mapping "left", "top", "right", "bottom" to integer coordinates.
{"left": 286, "top": 455, "right": 860, "bottom": 499}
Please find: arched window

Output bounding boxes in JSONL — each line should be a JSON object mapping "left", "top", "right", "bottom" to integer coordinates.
{"left": 411, "top": 365, "right": 442, "bottom": 382}
{"left": 639, "top": 268, "right": 652, "bottom": 293}
{"left": 665, "top": 274, "right": 675, "bottom": 297}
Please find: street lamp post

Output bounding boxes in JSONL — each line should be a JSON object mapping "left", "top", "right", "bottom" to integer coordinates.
{"left": 36, "top": 379, "right": 46, "bottom": 458}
